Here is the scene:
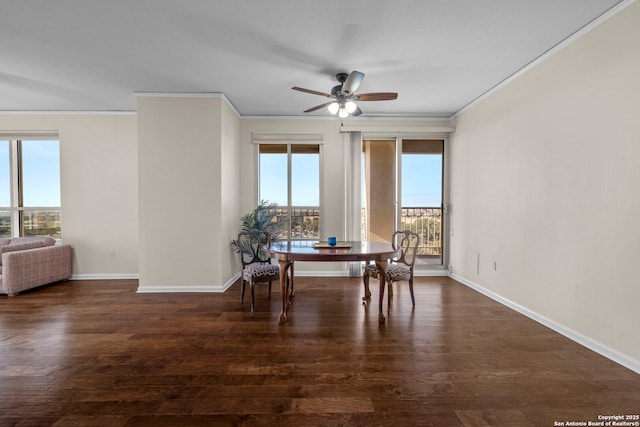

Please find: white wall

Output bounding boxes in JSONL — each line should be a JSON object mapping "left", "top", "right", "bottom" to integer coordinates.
{"left": 220, "top": 102, "right": 241, "bottom": 280}
{"left": 450, "top": 2, "right": 640, "bottom": 367}
{"left": 137, "top": 95, "right": 226, "bottom": 290}
{"left": 0, "top": 113, "right": 139, "bottom": 278}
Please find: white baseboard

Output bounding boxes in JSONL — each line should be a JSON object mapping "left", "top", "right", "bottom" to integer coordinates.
{"left": 135, "top": 272, "right": 240, "bottom": 294}
{"left": 70, "top": 274, "right": 139, "bottom": 280}
{"left": 136, "top": 285, "right": 226, "bottom": 293}
{"left": 450, "top": 273, "right": 640, "bottom": 375}
{"left": 415, "top": 268, "right": 449, "bottom": 277}
{"left": 69, "top": 268, "right": 448, "bottom": 282}
{"left": 294, "top": 270, "right": 352, "bottom": 277}
{"left": 292, "top": 268, "right": 449, "bottom": 277}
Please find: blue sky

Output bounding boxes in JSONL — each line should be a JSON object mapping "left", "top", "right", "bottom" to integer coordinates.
{"left": 260, "top": 152, "right": 442, "bottom": 208}
{"left": 0, "top": 140, "right": 61, "bottom": 208}
{"left": 1, "top": 141, "right": 439, "bottom": 210}
{"left": 401, "top": 154, "right": 442, "bottom": 207}
{"left": 260, "top": 153, "right": 320, "bottom": 206}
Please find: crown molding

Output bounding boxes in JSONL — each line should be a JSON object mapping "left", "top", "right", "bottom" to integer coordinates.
{"left": 452, "top": 0, "right": 638, "bottom": 119}
{"left": 340, "top": 124, "right": 455, "bottom": 134}
{"left": 134, "top": 92, "right": 241, "bottom": 119}
{"left": 0, "top": 110, "right": 136, "bottom": 115}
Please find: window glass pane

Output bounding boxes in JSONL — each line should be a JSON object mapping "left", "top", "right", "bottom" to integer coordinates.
{"left": 401, "top": 154, "right": 442, "bottom": 207}
{"left": 0, "top": 211, "right": 10, "bottom": 237}
{"left": 291, "top": 207, "right": 319, "bottom": 239}
{"left": 22, "top": 210, "right": 62, "bottom": 239}
{"left": 258, "top": 143, "right": 321, "bottom": 240}
{"left": 273, "top": 207, "right": 290, "bottom": 240}
{"left": 21, "top": 140, "right": 61, "bottom": 207}
{"left": 401, "top": 139, "right": 444, "bottom": 266}
{"left": 259, "top": 145, "right": 287, "bottom": 206}
{"left": 0, "top": 141, "right": 9, "bottom": 207}
{"left": 291, "top": 148, "right": 319, "bottom": 206}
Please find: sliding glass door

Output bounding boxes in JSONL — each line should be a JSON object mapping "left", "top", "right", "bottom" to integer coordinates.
{"left": 400, "top": 140, "right": 444, "bottom": 267}
{"left": 361, "top": 138, "right": 445, "bottom": 269}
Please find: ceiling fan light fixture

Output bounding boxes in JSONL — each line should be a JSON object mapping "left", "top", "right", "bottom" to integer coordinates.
{"left": 293, "top": 70, "right": 398, "bottom": 118}
{"left": 327, "top": 102, "right": 340, "bottom": 115}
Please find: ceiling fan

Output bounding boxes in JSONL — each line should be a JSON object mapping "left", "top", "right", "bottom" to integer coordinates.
{"left": 292, "top": 71, "right": 398, "bottom": 117}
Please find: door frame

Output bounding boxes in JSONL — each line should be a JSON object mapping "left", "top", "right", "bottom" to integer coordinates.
{"left": 361, "top": 133, "right": 450, "bottom": 273}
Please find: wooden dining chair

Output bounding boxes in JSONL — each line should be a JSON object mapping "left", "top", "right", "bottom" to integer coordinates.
{"left": 237, "top": 230, "right": 281, "bottom": 316}
{"left": 363, "top": 230, "right": 420, "bottom": 306}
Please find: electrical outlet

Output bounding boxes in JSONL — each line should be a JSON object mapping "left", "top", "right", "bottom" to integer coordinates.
{"left": 109, "top": 249, "right": 115, "bottom": 258}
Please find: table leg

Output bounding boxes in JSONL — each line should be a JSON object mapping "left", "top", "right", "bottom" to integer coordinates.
{"left": 362, "top": 263, "right": 372, "bottom": 301}
{"left": 289, "top": 261, "right": 295, "bottom": 298}
{"left": 375, "top": 259, "right": 388, "bottom": 324}
{"left": 278, "top": 259, "right": 293, "bottom": 323}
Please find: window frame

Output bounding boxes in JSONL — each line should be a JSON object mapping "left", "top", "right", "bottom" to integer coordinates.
{"left": 399, "top": 139, "right": 445, "bottom": 266}
{"left": 257, "top": 142, "right": 323, "bottom": 241}
{"left": 0, "top": 136, "right": 62, "bottom": 239}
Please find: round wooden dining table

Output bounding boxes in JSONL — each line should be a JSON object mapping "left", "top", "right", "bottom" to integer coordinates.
{"left": 267, "top": 240, "right": 398, "bottom": 324}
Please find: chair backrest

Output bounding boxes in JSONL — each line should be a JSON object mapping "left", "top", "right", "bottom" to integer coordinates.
{"left": 392, "top": 230, "right": 420, "bottom": 268}
{"left": 237, "top": 230, "right": 272, "bottom": 268}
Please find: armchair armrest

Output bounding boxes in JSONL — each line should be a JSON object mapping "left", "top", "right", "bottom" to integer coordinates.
{"left": 1, "top": 244, "right": 73, "bottom": 295}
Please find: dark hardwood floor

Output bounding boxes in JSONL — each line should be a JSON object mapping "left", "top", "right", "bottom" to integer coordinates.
{"left": 1, "top": 277, "right": 638, "bottom": 426}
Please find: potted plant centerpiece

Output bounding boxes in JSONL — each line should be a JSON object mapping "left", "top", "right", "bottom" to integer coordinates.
{"left": 230, "top": 200, "right": 283, "bottom": 254}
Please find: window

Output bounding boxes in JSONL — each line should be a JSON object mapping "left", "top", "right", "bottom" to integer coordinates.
{"left": 0, "top": 138, "right": 61, "bottom": 239}
{"left": 259, "top": 144, "right": 320, "bottom": 240}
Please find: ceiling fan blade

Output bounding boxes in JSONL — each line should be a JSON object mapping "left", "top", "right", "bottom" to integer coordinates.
{"left": 352, "top": 106, "right": 363, "bottom": 117}
{"left": 304, "top": 102, "right": 334, "bottom": 113}
{"left": 355, "top": 92, "right": 398, "bottom": 101}
{"left": 292, "top": 87, "right": 332, "bottom": 97}
{"left": 341, "top": 71, "right": 365, "bottom": 95}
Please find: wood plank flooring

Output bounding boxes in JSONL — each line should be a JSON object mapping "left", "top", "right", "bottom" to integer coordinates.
{"left": 1, "top": 277, "right": 639, "bottom": 426}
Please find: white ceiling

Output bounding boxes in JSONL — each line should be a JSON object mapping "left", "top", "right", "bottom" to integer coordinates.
{"left": 0, "top": 0, "right": 625, "bottom": 118}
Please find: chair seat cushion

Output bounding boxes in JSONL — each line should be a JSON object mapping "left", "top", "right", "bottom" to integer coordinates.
{"left": 364, "top": 263, "right": 411, "bottom": 281}
{"left": 243, "top": 263, "right": 280, "bottom": 282}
